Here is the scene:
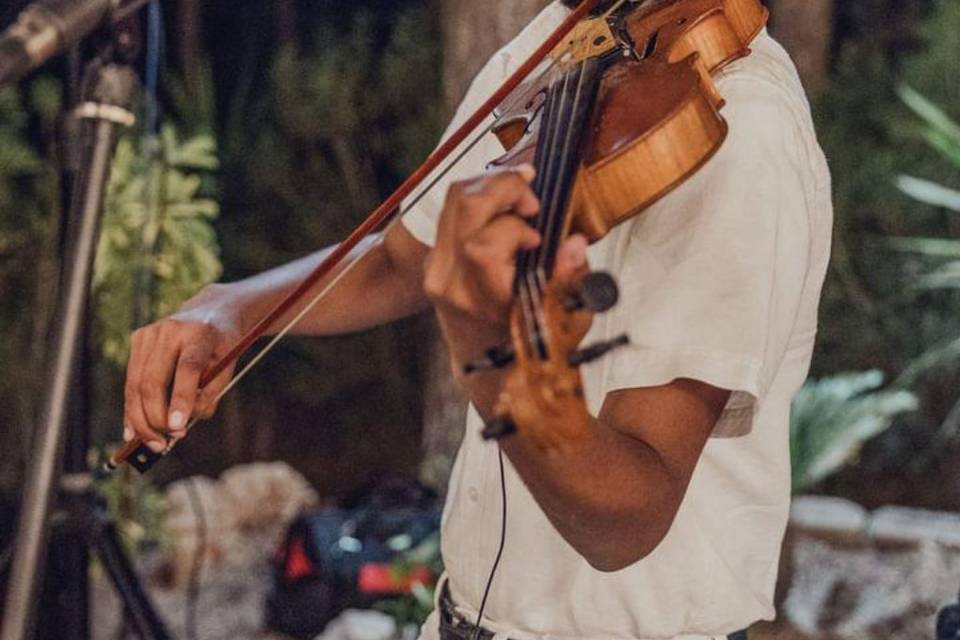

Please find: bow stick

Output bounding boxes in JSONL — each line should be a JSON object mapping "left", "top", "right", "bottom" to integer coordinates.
{"left": 107, "top": 0, "right": 604, "bottom": 472}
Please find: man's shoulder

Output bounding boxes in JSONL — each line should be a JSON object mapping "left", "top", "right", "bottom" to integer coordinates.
{"left": 715, "top": 30, "right": 815, "bottom": 126}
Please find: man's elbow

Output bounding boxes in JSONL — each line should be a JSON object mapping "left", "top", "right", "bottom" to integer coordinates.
{"left": 579, "top": 517, "right": 672, "bottom": 573}
{"left": 582, "top": 540, "right": 658, "bottom": 573}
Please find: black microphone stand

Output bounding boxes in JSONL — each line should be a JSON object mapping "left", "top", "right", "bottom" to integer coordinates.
{"left": 0, "top": 11, "right": 169, "bottom": 640}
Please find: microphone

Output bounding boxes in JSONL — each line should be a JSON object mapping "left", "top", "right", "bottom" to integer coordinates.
{"left": 0, "top": 0, "right": 144, "bottom": 87}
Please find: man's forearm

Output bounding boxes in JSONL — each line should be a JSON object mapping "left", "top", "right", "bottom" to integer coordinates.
{"left": 217, "top": 226, "right": 431, "bottom": 338}
{"left": 440, "top": 313, "right": 681, "bottom": 572}
{"left": 501, "top": 418, "right": 680, "bottom": 572}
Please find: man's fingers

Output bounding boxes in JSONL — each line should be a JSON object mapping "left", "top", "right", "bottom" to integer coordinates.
{"left": 193, "top": 363, "right": 235, "bottom": 419}
{"left": 462, "top": 216, "right": 542, "bottom": 306}
{"left": 124, "top": 395, "right": 167, "bottom": 452}
{"left": 167, "top": 338, "right": 214, "bottom": 434}
{"left": 123, "top": 329, "right": 148, "bottom": 440}
{"left": 553, "top": 234, "right": 589, "bottom": 284}
{"left": 138, "top": 327, "right": 182, "bottom": 434}
{"left": 125, "top": 328, "right": 161, "bottom": 443}
{"left": 449, "top": 167, "right": 540, "bottom": 238}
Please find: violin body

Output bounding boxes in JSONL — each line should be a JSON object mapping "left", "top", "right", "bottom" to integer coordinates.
{"left": 484, "top": 0, "right": 769, "bottom": 451}
{"left": 491, "top": 0, "right": 768, "bottom": 242}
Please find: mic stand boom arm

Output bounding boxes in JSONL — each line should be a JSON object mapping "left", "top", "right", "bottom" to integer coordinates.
{"left": 0, "top": 0, "right": 152, "bottom": 88}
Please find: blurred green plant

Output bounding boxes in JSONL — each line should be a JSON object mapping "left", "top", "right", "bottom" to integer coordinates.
{"left": 812, "top": 0, "right": 960, "bottom": 378}
{"left": 94, "top": 124, "right": 221, "bottom": 367}
{"left": 90, "top": 450, "right": 167, "bottom": 551}
{"left": 790, "top": 371, "right": 918, "bottom": 492}
{"left": 798, "top": 0, "right": 960, "bottom": 501}
{"left": 374, "top": 531, "right": 441, "bottom": 628}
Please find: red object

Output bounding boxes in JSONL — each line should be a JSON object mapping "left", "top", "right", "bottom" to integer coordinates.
{"left": 358, "top": 563, "right": 434, "bottom": 595}
{"left": 282, "top": 534, "right": 315, "bottom": 583}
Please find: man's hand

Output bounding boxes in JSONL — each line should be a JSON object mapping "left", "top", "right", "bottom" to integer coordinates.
{"left": 123, "top": 285, "right": 241, "bottom": 452}
{"left": 423, "top": 166, "right": 590, "bottom": 373}
{"left": 424, "top": 166, "right": 541, "bottom": 325}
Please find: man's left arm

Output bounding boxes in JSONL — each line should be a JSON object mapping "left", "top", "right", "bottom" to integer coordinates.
{"left": 423, "top": 168, "right": 731, "bottom": 572}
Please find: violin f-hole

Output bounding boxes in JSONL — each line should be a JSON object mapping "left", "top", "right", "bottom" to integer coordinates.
{"left": 641, "top": 30, "right": 660, "bottom": 58}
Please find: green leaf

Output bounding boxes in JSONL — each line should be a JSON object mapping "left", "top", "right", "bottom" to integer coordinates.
{"left": 888, "top": 236, "right": 960, "bottom": 258}
{"left": 899, "top": 85, "right": 960, "bottom": 148}
{"left": 791, "top": 371, "right": 917, "bottom": 491}
{"left": 93, "top": 125, "right": 222, "bottom": 367}
{"left": 912, "top": 261, "right": 960, "bottom": 290}
{"left": 897, "top": 175, "right": 960, "bottom": 212}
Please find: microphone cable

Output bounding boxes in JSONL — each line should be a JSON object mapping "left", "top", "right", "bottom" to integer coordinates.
{"left": 470, "top": 447, "right": 508, "bottom": 640}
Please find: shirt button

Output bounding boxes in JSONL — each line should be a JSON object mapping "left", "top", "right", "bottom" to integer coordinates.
{"left": 468, "top": 487, "right": 480, "bottom": 502}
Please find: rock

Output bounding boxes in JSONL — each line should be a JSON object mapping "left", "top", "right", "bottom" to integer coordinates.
{"left": 160, "top": 462, "right": 318, "bottom": 587}
{"left": 164, "top": 476, "right": 236, "bottom": 586}
{"left": 869, "top": 506, "right": 960, "bottom": 549}
{"left": 783, "top": 536, "right": 960, "bottom": 639}
{"left": 317, "top": 610, "right": 398, "bottom": 640}
{"left": 790, "top": 495, "right": 868, "bottom": 545}
{"left": 220, "top": 461, "right": 318, "bottom": 532}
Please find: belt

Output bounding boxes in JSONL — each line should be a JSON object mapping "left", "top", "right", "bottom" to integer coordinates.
{"left": 438, "top": 584, "right": 749, "bottom": 640}
{"left": 439, "top": 584, "right": 496, "bottom": 640}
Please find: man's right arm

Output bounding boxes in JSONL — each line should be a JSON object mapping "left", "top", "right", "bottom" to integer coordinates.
{"left": 123, "top": 222, "right": 430, "bottom": 450}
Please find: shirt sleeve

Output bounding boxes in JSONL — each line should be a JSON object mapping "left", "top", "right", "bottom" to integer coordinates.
{"left": 601, "top": 76, "right": 813, "bottom": 437}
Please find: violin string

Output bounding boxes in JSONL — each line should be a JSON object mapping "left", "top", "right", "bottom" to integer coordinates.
{"left": 542, "top": 56, "right": 600, "bottom": 285}
{"left": 516, "top": 83, "right": 555, "bottom": 359}
{"left": 537, "top": 58, "right": 588, "bottom": 281}
{"left": 525, "top": 63, "right": 580, "bottom": 351}
{"left": 524, "top": 68, "right": 573, "bottom": 356}
{"left": 522, "top": 72, "right": 567, "bottom": 357}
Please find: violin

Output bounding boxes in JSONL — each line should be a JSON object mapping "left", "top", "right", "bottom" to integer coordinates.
{"left": 471, "top": 0, "right": 769, "bottom": 451}
{"left": 108, "top": 0, "right": 768, "bottom": 471}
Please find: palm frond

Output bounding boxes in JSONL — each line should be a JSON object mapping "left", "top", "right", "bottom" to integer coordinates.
{"left": 896, "top": 175, "right": 960, "bottom": 212}
{"left": 791, "top": 371, "right": 918, "bottom": 491}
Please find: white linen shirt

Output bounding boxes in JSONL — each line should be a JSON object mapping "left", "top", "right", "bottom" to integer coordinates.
{"left": 403, "top": 3, "right": 833, "bottom": 639}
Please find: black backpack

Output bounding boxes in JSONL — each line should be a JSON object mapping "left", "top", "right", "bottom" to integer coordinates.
{"left": 265, "top": 478, "right": 441, "bottom": 639}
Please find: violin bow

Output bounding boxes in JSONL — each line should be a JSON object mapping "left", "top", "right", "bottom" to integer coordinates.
{"left": 107, "top": 0, "right": 604, "bottom": 472}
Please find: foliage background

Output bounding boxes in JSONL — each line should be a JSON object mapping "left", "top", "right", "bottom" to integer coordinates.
{"left": 0, "top": 0, "right": 959, "bottom": 519}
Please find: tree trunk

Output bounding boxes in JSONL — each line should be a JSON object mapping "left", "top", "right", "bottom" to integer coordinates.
{"left": 420, "top": 0, "right": 552, "bottom": 492}
{"left": 177, "top": 0, "right": 204, "bottom": 94}
{"left": 766, "top": 0, "right": 835, "bottom": 93}
{"left": 440, "top": 0, "right": 553, "bottom": 110}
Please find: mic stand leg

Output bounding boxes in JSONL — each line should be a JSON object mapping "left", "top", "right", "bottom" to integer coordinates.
{"left": 0, "top": 53, "right": 167, "bottom": 640}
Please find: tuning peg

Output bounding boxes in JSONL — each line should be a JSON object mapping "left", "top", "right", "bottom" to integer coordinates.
{"left": 464, "top": 343, "right": 517, "bottom": 375}
{"left": 565, "top": 271, "right": 620, "bottom": 313}
{"left": 569, "top": 334, "right": 630, "bottom": 366}
{"left": 481, "top": 417, "right": 518, "bottom": 441}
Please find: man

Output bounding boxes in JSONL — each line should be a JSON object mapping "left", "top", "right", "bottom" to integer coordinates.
{"left": 123, "top": 1, "right": 832, "bottom": 638}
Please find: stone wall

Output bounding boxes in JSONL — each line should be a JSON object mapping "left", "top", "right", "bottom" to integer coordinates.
{"left": 778, "top": 496, "right": 960, "bottom": 639}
